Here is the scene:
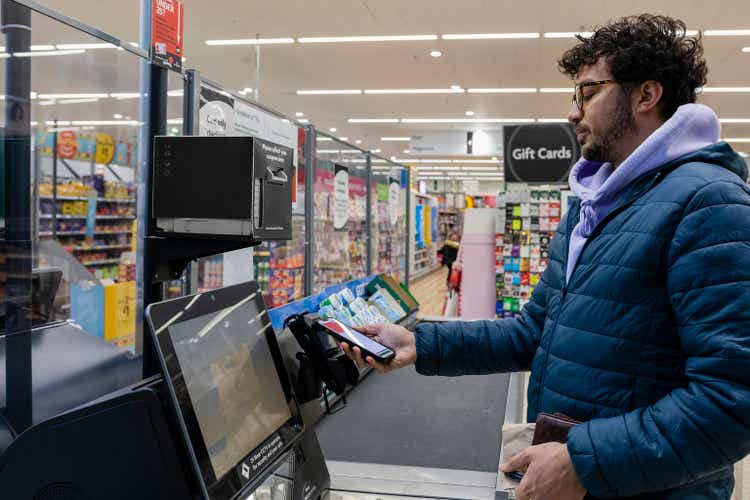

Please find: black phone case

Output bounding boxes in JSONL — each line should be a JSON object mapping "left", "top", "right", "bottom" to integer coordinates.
{"left": 320, "top": 326, "right": 395, "bottom": 363}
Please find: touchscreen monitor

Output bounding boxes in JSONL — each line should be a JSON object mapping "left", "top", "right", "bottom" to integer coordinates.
{"left": 146, "top": 281, "right": 303, "bottom": 500}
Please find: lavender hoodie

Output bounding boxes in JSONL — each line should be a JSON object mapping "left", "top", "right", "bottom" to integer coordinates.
{"left": 565, "top": 103, "right": 721, "bottom": 283}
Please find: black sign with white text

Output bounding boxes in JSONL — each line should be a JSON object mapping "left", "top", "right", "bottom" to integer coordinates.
{"left": 503, "top": 124, "right": 579, "bottom": 183}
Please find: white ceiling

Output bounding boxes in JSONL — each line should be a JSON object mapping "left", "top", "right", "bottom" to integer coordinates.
{"left": 12, "top": 0, "right": 750, "bottom": 169}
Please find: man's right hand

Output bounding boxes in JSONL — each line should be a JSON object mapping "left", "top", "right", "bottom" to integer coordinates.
{"left": 339, "top": 323, "right": 417, "bottom": 373}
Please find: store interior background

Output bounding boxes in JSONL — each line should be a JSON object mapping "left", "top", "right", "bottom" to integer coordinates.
{"left": 4, "top": 0, "right": 750, "bottom": 496}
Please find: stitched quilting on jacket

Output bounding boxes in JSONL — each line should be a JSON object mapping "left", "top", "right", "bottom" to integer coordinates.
{"left": 414, "top": 142, "right": 750, "bottom": 499}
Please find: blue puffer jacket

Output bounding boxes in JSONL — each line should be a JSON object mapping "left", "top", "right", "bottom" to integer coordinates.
{"left": 414, "top": 142, "right": 750, "bottom": 498}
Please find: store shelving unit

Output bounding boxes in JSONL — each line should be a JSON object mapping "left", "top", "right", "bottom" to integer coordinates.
{"left": 410, "top": 191, "right": 440, "bottom": 280}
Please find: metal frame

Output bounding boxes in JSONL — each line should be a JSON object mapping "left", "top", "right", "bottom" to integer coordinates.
{"left": 8, "top": 0, "right": 149, "bottom": 59}
{"left": 303, "top": 125, "right": 315, "bottom": 296}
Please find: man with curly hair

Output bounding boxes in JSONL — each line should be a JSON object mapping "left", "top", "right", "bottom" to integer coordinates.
{"left": 341, "top": 14, "right": 749, "bottom": 499}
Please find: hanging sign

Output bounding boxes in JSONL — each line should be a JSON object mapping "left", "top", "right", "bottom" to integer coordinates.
{"left": 503, "top": 124, "right": 579, "bottom": 183}
{"left": 151, "top": 0, "right": 184, "bottom": 72}
{"left": 95, "top": 133, "right": 115, "bottom": 164}
{"left": 388, "top": 177, "right": 400, "bottom": 226}
{"left": 57, "top": 130, "right": 77, "bottom": 159}
{"left": 333, "top": 164, "right": 349, "bottom": 231}
{"left": 199, "top": 86, "right": 235, "bottom": 136}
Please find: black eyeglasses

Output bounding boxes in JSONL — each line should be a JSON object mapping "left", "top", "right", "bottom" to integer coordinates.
{"left": 572, "top": 79, "right": 618, "bottom": 110}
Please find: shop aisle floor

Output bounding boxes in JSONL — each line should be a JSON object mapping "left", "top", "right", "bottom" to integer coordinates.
{"left": 315, "top": 366, "right": 509, "bottom": 473}
{"left": 410, "top": 266, "right": 449, "bottom": 316}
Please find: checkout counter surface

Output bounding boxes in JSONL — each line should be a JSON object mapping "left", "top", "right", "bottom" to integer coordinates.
{"left": 315, "top": 348, "right": 510, "bottom": 500}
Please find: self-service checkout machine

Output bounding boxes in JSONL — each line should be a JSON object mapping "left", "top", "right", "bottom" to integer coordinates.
{"left": 0, "top": 135, "right": 332, "bottom": 500}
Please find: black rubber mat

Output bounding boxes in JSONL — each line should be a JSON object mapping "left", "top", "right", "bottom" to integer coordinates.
{"left": 314, "top": 367, "right": 509, "bottom": 472}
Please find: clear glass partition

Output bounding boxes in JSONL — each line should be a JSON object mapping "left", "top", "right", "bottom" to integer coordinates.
{"left": 313, "top": 137, "right": 368, "bottom": 292}
{"left": 0, "top": 8, "right": 151, "bottom": 353}
{"left": 371, "top": 159, "right": 408, "bottom": 284}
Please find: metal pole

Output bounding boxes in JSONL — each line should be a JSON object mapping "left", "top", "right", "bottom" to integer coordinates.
{"left": 136, "top": 0, "right": 169, "bottom": 377}
{"left": 365, "top": 153, "right": 372, "bottom": 275}
{"left": 254, "top": 36, "right": 260, "bottom": 102}
{"left": 3, "top": 0, "right": 33, "bottom": 433}
{"left": 182, "top": 69, "right": 200, "bottom": 294}
{"left": 303, "top": 125, "right": 315, "bottom": 296}
{"left": 405, "top": 167, "right": 411, "bottom": 288}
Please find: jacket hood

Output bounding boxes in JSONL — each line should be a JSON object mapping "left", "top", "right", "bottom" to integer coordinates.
{"left": 565, "top": 103, "right": 750, "bottom": 240}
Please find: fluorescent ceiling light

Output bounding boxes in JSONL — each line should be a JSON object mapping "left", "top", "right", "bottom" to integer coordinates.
{"left": 295, "top": 112, "right": 304, "bottom": 117}
{"left": 339, "top": 137, "right": 349, "bottom": 141}
{"left": 45, "top": 120, "right": 71, "bottom": 126}
{"left": 110, "top": 92, "right": 142, "bottom": 99}
{"left": 430, "top": 50, "right": 442, "bottom": 58}
{"left": 465, "top": 110, "right": 474, "bottom": 116}
{"left": 13, "top": 49, "right": 85, "bottom": 57}
{"left": 348, "top": 118, "right": 400, "bottom": 123}
{"left": 38, "top": 100, "right": 56, "bottom": 106}
{"left": 403, "top": 150, "right": 411, "bottom": 153}
{"left": 703, "top": 29, "right": 750, "bottom": 36}
{"left": 685, "top": 30, "right": 700, "bottom": 36}
{"left": 724, "top": 138, "right": 750, "bottom": 142}
{"left": 329, "top": 128, "right": 337, "bottom": 133}
{"left": 113, "top": 113, "right": 123, "bottom": 119}
{"left": 400, "top": 118, "right": 535, "bottom": 123}
{"left": 31, "top": 44, "right": 56, "bottom": 51}
{"left": 700, "top": 87, "right": 750, "bottom": 93}
{"left": 56, "top": 42, "right": 116, "bottom": 50}
{"left": 297, "top": 89, "right": 362, "bottom": 95}
{"left": 167, "top": 89, "right": 184, "bottom": 97}
{"left": 298, "top": 35, "right": 438, "bottom": 43}
{"left": 738, "top": 152, "right": 749, "bottom": 157}
{"left": 238, "top": 88, "right": 254, "bottom": 95}
{"left": 71, "top": 120, "right": 140, "bottom": 126}
{"left": 467, "top": 88, "right": 537, "bottom": 93}
{"left": 58, "top": 98, "right": 100, "bottom": 104}
{"left": 30, "top": 121, "right": 38, "bottom": 126}
{"left": 167, "top": 118, "right": 183, "bottom": 124}
{"left": 381, "top": 137, "right": 411, "bottom": 141}
{"left": 317, "top": 137, "right": 333, "bottom": 142}
{"left": 537, "top": 118, "right": 568, "bottom": 123}
{"left": 720, "top": 118, "right": 750, "bottom": 123}
{"left": 298, "top": 118, "right": 309, "bottom": 123}
{"left": 206, "top": 38, "right": 295, "bottom": 45}
{"left": 743, "top": 47, "right": 750, "bottom": 53}
{"left": 543, "top": 32, "right": 594, "bottom": 38}
{"left": 0, "top": 53, "right": 10, "bottom": 59}
{"left": 442, "top": 33, "right": 540, "bottom": 40}
{"left": 38, "top": 93, "right": 108, "bottom": 99}
{"left": 355, "top": 140, "right": 362, "bottom": 144}
{"left": 372, "top": 149, "right": 381, "bottom": 153}
{"left": 364, "top": 88, "right": 464, "bottom": 94}
{"left": 540, "top": 88, "right": 570, "bottom": 93}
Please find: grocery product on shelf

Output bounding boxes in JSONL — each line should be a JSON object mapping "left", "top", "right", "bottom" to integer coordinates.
{"left": 254, "top": 217, "right": 306, "bottom": 308}
{"left": 496, "top": 188, "right": 562, "bottom": 317}
{"left": 372, "top": 176, "right": 406, "bottom": 282}
{"left": 412, "top": 192, "right": 439, "bottom": 279}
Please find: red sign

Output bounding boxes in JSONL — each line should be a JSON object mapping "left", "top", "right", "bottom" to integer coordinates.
{"left": 151, "top": 0, "right": 184, "bottom": 72}
{"left": 57, "top": 130, "right": 77, "bottom": 159}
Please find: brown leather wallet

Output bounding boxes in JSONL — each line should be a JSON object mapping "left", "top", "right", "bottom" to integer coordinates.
{"left": 531, "top": 412, "right": 582, "bottom": 445}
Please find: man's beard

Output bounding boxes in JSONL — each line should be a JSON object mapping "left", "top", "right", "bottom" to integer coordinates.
{"left": 582, "top": 92, "right": 636, "bottom": 163}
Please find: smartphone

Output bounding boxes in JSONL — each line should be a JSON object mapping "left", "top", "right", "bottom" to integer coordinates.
{"left": 318, "top": 318, "right": 396, "bottom": 363}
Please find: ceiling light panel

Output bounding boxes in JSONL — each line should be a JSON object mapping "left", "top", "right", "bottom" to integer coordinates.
{"left": 13, "top": 49, "right": 84, "bottom": 57}
{"left": 297, "top": 89, "right": 362, "bottom": 95}
{"left": 703, "top": 29, "right": 750, "bottom": 36}
{"left": 31, "top": 44, "right": 56, "bottom": 51}
{"left": 298, "top": 34, "right": 438, "bottom": 43}
{"left": 37, "top": 93, "right": 108, "bottom": 99}
{"left": 348, "top": 118, "right": 400, "bottom": 123}
{"left": 743, "top": 47, "right": 750, "bottom": 53}
{"left": 110, "top": 92, "right": 142, "bottom": 99}
{"left": 701, "top": 87, "right": 750, "bottom": 93}
{"left": 56, "top": 43, "right": 117, "bottom": 50}
{"left": 205, "top": 38, "right": 295, "bottom": 45}
{"left": 400, "top": 118, "right": 535, "bottom": 123}
{"left": 58, "top": 98, "right": 100, "bottom": 104}
{"left": 467, "top": 88, "right": 537, "bottom": 93}
{"left": 539, "top": 88, "right": 571, "bottom": 93}
{"left": 442, "top": 33, "right": 540, "bottom": 40}
{"left": 537, "top": 118, "right": 569, "bottom": 123}
{"left": 720, "top": 119, "right": 750, "bottom": 123}
{"left": 543, "top": 32, "right": 594, "bottom": 38}
{"left": 364, "top": 88, "right": 464, "bottom": 94}
{"left": 725, "top": 138, "right": 750, "bottom": 142}
{"left": 381, "top": 137, "right": 411, "bottom": 141}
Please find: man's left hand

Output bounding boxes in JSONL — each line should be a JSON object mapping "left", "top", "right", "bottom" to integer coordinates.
{"left": 500, "top": 442, "right": 587, "bottom": 500}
